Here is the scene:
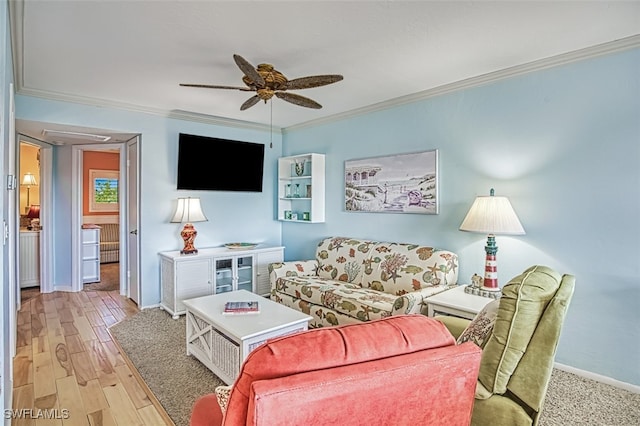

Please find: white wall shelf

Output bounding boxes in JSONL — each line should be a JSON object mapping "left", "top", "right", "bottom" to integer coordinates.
{"left": 277, "top": 153, "right": 325, "bottom": 223}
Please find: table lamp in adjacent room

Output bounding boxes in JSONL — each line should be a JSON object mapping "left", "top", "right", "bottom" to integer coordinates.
{"left": 459, "top": 188, "right": 525, "bottom": 298}
{"left": 170, "top": 197, "right": 208, "bottom": 255}
{"left": 22, "top": 172, "right": 38, "bottom": 213}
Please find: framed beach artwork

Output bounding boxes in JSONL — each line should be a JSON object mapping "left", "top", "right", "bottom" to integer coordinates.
{"left": 345, "top": 149, "right": 438, "bottom": 214}
{"left": 89, "top": 169, "right": 119, "bottom": 212}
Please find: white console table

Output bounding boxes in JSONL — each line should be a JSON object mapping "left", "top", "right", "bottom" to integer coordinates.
{"left": 159, "top": 245, "right": 284, "bottom": 318}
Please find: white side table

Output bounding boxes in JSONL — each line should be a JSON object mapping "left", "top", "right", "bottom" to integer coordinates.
{"left": 426, "top": 285, "right": 494, "bottom": 320}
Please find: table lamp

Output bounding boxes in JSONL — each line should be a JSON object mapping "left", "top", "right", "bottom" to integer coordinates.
{"left": 170, "top": 197, "right": 208, "bottom": 255}
{"left": 459, "top": 188, "right": 525, "bottom": 298}
{"left": 22, "top": 172, "right": 38, "bottom": 213}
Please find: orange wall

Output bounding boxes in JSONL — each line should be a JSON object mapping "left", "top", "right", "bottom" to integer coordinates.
{"left": 83, "top": 151, "right": 119, "bottom": 217}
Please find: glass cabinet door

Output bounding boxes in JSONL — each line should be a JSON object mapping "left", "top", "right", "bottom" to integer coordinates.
{"left": 214, "top": 256, "right": 254, "bottom": 293}
{"left": 236, "top": 256, "right": 253, "bottom": 292}
{"left": 215, "top": 258, "right": 234, "bottom": 293}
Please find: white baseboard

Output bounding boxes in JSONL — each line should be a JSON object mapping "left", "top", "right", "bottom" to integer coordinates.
{"left": 555, "top": 362, "right": 640, "bottom": 394}
{"left": 140, "top": 303, "right": 162, "bottom": 311}
{"left": 52, "top": 285, "right": 74, "bottom": 293}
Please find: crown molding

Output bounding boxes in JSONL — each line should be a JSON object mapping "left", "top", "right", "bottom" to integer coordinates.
{"left": 283, "top": 34, "right": 640, "bottom": 133}
{"left": 10, "top": 0, "right": 639, "bottom": 136}
{"left": 16, "top": 87, "right": 277, "bottom": 133}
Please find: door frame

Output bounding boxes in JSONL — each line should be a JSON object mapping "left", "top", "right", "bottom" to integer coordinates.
{"left": 71, "top": 143, "right": 128, "bottom": 293}
{"left": 15, "top": 136, "right": 54, "bottom": 296}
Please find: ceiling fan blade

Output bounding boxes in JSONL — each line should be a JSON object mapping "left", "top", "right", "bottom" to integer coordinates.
{"left": 240, "top": 95, "right": 261, "bottom": 111}
{"left": 285, "top": 75, "right": 344, "bottom": 90}
{"left": 275, "top": 92, "right": 322, "bottom": 109}
{"left": 180, "top": 83, "right": 252, "bottom": 91}
{"left": 233, "top": 54, "right": 265, "bottom": 88}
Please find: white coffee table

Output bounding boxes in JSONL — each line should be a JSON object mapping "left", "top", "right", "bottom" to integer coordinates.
{"left": 182, "top": 289, "right": 312, "bottom": 385}
{"left": 426, "top": 285, "right": 494, "bottom": 320}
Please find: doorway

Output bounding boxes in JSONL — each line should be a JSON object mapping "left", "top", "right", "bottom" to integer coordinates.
{"left": 81, "top": 150, "right": 122, "bottom": 293}
{"left": 70, "top": 139, "right": 140, "bottom": 305}
{"left": 18, "top": 142, "right": 41, "bottom": 303}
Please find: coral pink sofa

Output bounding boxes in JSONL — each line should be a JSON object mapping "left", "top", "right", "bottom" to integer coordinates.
{"left": 190, "top": 314, "right": 481, "bottom": 426}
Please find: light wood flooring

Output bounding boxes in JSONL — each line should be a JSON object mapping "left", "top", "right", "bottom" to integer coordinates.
{"left": 12, "top": 290, "right": 174, "bottom": 425}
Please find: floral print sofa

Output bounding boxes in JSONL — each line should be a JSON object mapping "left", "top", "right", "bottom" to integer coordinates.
{"left": 269, "top": 236, "right": 459, "bottom": 328}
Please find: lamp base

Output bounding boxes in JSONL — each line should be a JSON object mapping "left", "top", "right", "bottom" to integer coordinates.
{"left": 464, "top": 285, "right": 501, "bottom": 299}
{"left": 180, "top": 223, "right": 199, "bottom": 255}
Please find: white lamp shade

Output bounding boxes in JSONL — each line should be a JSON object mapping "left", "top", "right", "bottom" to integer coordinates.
{"left": 170, "top": 197, "right": 208, "bottom": 223}
{"left": 459, "top": 193, "right": 525, "bottom": 235}
{"left": 22, "top": 173, "right": 37, "bottom": 186}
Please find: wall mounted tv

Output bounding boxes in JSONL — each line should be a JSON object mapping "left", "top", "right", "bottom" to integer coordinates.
{"left": 177, "top": 133, "right": 265, "bottom": 192}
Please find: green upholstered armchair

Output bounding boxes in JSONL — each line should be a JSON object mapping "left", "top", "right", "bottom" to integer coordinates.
{"left": 437, "top": 265, "right": 575, "bottom": 426}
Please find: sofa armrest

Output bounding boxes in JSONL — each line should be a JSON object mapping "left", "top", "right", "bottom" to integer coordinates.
{"left": 434, "top": 315, "right": 471, "bottom": 340}
{"left": 269, "top": 260, "right": 318, "bottom": 290}
{"left": 390, "top": 286, "right": 455, "bottom": 316}
{"left": 190, "top": 393, "right": 224, "bottom": 426}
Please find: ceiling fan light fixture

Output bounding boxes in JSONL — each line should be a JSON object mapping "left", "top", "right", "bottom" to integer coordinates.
{"left": 42, "top": 129, "right": 112, "bottom": 142}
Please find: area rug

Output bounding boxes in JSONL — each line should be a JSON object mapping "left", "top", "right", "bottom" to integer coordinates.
{"left": 84, "top": 262, "right": 120, "bottom": 291}
{"left": 109, "top": 308, "right": 223, "bottom": 426}
{"left": 110, "top": 308, "right": 640, "bottom": 426}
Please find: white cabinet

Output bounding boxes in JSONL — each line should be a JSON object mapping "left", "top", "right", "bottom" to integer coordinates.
{"left": 278, "top": 153, "right": 325, "bottom": 223}
{"left": 159, "top": 245, "right": 284, "bottom": 318}
{"left": 19, "top": 230, "right": 40, "bottom": 288}
{"left": 82, "top": 227, "right": 101, "bottom": 284}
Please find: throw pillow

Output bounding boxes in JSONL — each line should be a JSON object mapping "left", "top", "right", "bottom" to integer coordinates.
{"left": 457, "top": 299, "right": 500, "bottom": 349}
{"left": 215, "top": 385, "right": 232, "bottom": 414}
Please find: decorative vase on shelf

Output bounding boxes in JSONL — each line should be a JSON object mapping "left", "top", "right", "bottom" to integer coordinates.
{"left": 294, "top": 160, "right": 305, "bottom": 176}
{"left": 294, "top": 183, "right": 301, "bottom": 198}
{"left": 285, "top": 183, "right": 292, "bottom": 198}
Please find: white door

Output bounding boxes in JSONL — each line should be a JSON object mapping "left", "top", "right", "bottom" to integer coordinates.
{"left": 127, "top": 138, "right": 140, "bottom": 304}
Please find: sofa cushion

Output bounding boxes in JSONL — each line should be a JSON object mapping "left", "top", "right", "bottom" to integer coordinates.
{"left": 100, "top": 241, "right": 119, "bottom": 252}
{"left": 100, "top": 223, "right": 119, "bottom": 242}
{"left": 274, "top": 275, "right": 398, "bottom": 324}
{"left": 478, "top": 265, "right": 562, "bottom": 397}
{"left": 224, "top": 315, "right": 457, "bottom": 425}
{"left": 315, "top": 237, "right": 378, "bottom": 284}
{"left": 362, "top": 242, "right": 459, "bottom": 295}
{"left": 457, "top": 299, "right": 500, "bottom": 349}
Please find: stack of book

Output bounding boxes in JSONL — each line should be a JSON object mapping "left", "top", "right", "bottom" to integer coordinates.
{"left": 223, "top": 301, "right": 260, "bottom": 315}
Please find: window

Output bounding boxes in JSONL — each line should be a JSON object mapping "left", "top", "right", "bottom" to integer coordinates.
{"left": 89, "top": 169, "right": 119, "bottom": 212}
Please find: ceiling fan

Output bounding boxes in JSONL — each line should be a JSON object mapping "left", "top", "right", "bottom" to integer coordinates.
{"left": 180, "top": 54, "right": 343, "bottom": 111}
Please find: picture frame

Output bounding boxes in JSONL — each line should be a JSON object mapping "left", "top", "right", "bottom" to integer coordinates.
{"left": 89, "top": 169, "right": 119, "bottom": 212}
{"left": 345, "top": 149, "right": 438, "bottom": 214}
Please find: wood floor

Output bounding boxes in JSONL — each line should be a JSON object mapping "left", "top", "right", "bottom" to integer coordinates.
{"left": 12, "top": 290, "right": 174, "bottom": 425}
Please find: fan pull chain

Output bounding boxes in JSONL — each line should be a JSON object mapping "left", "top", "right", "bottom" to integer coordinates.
{"left": 269, "top": 101, "right": 273, "bottom": 149}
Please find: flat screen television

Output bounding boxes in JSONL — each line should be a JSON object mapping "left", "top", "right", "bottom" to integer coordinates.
{"left": 177, "top": 133, "right": 265, "bottom": 192}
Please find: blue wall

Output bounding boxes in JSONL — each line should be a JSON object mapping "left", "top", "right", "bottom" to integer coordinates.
{"left": 14, "top": 98, "right": 284, "bottom": 307}
{"left": 281, "top": 48, "right": 640, "bottom": 386}
{"left": 12, "top": 47, "right": 640, "bottom": 386}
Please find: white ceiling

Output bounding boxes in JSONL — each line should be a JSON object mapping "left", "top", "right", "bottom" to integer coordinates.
{"left": 10, "top": 1, "right": 640, "bottom": 145}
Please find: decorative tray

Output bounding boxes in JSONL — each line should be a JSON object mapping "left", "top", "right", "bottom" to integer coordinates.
{"left": 224, "top": 242, "right": 257, "bottom": 250}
